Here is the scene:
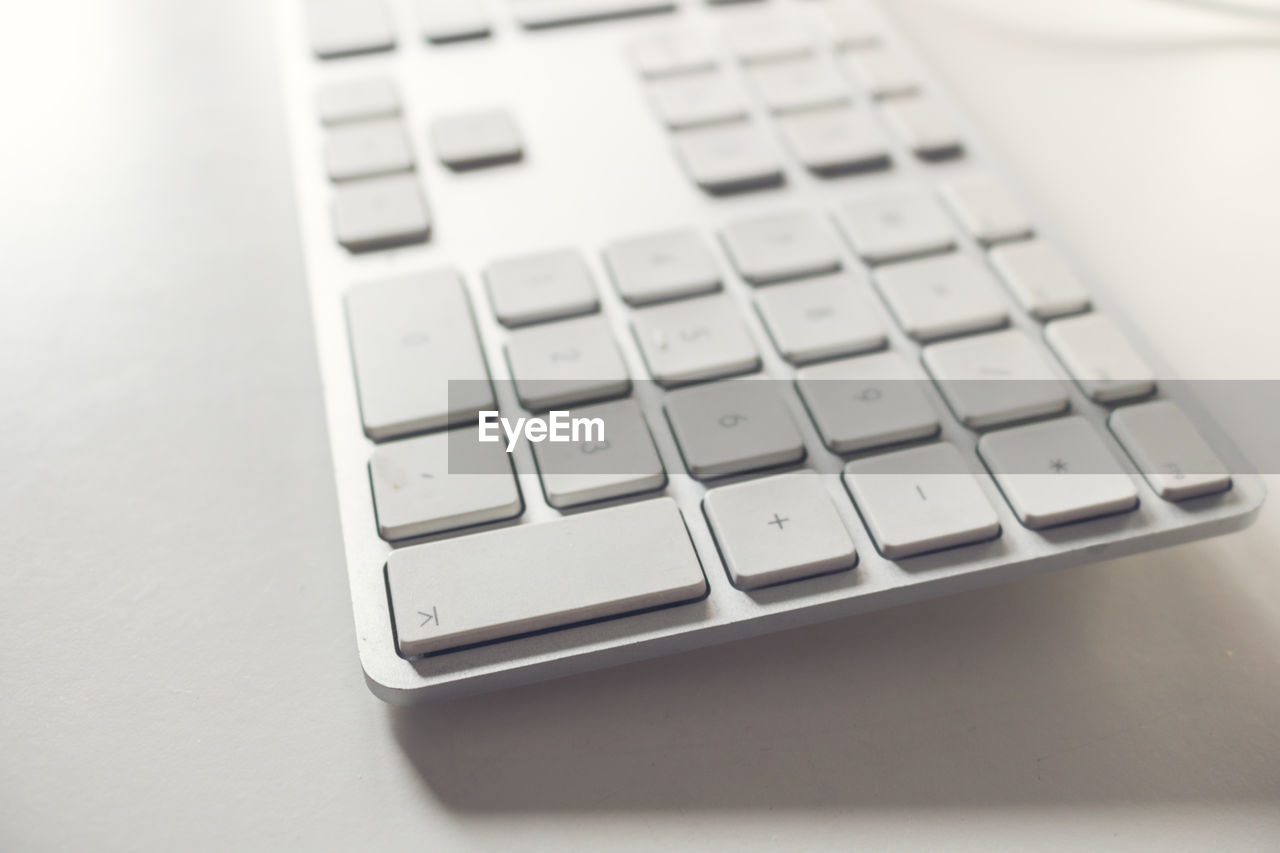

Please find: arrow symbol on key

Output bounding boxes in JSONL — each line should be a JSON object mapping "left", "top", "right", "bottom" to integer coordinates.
{"left": 418, "top": 607, "right": 439, "bottom": 627}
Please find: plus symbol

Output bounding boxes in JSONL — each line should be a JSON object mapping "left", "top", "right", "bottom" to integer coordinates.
{"left": 767, "top": 513, "right": 790, "bottom": 531}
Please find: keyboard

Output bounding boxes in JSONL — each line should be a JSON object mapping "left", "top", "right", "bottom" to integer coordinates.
{"left": 274, "top": 0, "right": 1265, "bottom": 703}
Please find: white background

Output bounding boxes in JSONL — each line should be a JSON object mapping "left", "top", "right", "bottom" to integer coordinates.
{"left": 1, "top": 0, "right": 1278, "bottom": 849}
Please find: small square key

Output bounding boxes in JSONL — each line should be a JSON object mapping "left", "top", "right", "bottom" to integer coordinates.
{"left": 416, "top": 0, "right": 491, "bottom": 43}
{"left": 666, "top": 380, "right": 806, "bottom": 479}
{"left": 922, "top": 328, "right": 1070, "bottom": 429}
{"left": 506, "top": 315, "right": 631, "bottom": 410}
{"left": 704, "top": 473, "right": 856, "bottom": 589}
{"left": 939, "top": 174, "right": 1034, "bottom": 245}
{"left": 1109, "top": 400, "right": 1231, "bottom": 501}
{"left": 324, "top": 118, "right": 414, "bottom": 182}
{"left": 873, "top": 252, "right": 1009, "bottom": 341}
{"left": 778, "top": 106, "right": 891, "bottom": 176}
{"left": 604, "top": 229, "right": 721, "bottom": 305}
{"left": 369, "top": 427, "right": 522, "bottom": 540}
{"left": 796, "top": 350, "right": 939, "bottom": 453}
{"left": 673, "top": 122, "right": 785, "bottom": 195}
{"left": 485, "top": 248, "right": 599, "bottom": 327}
{"left": 748, "top": 57, "right": 849, "bottom": 114}
{"left": 823, "top": 2, "right": 880, "bottom": 49}
{"left": 317, "top": 79, "right": 400, "bottom": 125}
{"left": 630, "top": 30, "right": 717, "bottom": 78}
{"left": 755, "top": 273, "right": 886, "bottom": 364}
{"left": 307, "top": 0, "right": 396, "bottom": 58}
{"left": 843, "top": 442, "right": 1001, "bottom": 559}
{"left": 649, "top": 72, "right": 747, "bottom": 129}
{"left": 720, "top": 211, "right": 842, "bottom": 285}
{"left": 835, "top": 193, "right": 955, "bottom": 264}
{"left": 332, "top": 174, "right": 432, "bottom": 252}
{"left": 978, "top": 416, "right": 1139, "bottom": 529}
{"left": 632, "top": 294, "right": 761, "bottom": 386}
{"left": 841, "top": 49, "right": 916, "bottom": 98}
{"left": 880, "top": 96, "right": 963, "bottom": 160}
{"left": 1045, "top": 313, "right": 1155, "bottom": 403}
{"left": 533, "top": 398, "right": 667, "bottom": 508}
{"left": 431, "top": 109, "right": 523, "bottom": 170}
{"left": 724, "top": 14, "right": 813, "bottom": 63}
{"left": 988, "top": 240, "right": 1090, "bottom": 320}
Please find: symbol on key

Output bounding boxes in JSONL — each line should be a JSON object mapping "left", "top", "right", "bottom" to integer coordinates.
{"left": 418, "top": 606, "right": 440, "bottom": 628}
{"left": 719, "top": 412, "right": 748, "bottom": 428}
{"left": 767, "top": 512, "right": 789, "bottom": 530}
{"left": 854, "top": 388, "right": 882, "bottom": 402}
{"left": 1049, "top": 457, "right": 1069, "bottom": 473}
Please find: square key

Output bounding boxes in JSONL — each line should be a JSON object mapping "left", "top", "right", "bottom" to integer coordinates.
{"left": 778, "top": 106, "right": 891, "bottom": 176}
{"left": 532, "top": 398, "right": 667, "bottom": 508}
{"left": 1109, "top": 400, "right": 1231, "bottom": 502}
{"left": 604, "top": 229, "right": 721, "bottom": 305}
{"left": 324, "top": 118, "right": 414, "bottom": 182}
{"left": 630, "top": 30, "right": 718, "bottom": 78}
{"left": 748, "top": 57, "right": 849, "bottom": 114}
{"left": 835, "top": 193, "right": 955, "bottom": 264}
{"left": 922, "top": 328, "right": 1070, "bottom": 429}
{"left": 704, "top": 473, "right": 856, "bottom": 589}
{"left": 649, "top": 72, "right": 747, "bottom": 129}
{"left": 332, "top": 173, "right": 432, "bottom": 252}
{"left": 485, "top": 248, "right": 599, "bottom": 327}
{"left": 632, "top": 293, "right": 760, "bottom": 386}
{"left": 317, "top": 78, "right": 400, "bottom": 125}
{"left": 666, "top": 379, "right": 805, "bottom": 479}
{"left": 720, "top": 210, "right": 842, "bottom": 285}
{"left": 796, "top": 350, "right": 939, "bottom": 453}
{"left": 431, "top": 109, "right": 523, "bottom": 170}
{"left": 872, "top": 252, "right": 1008, "bottom": 341}
{"left": 755, "top": 272, "right": 886, "bottom": 365}
{"left": 879, "top": 96, "right": 963, "bottom": 160}
{"left": 673, "top": 122, "right": 785, "bottom": 195}
{"left": 506, "top": 315, "right": 631, "bottom": 410}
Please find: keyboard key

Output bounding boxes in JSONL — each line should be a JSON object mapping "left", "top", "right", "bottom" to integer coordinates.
{"left": 724, "top": 14, "right": 813, "bottom": 63}
{"left": 823, "top": 2, "right": 880, "bottom": 49}
{"left": 648, "top": 72, "right": 748, "bottom": 129}
{"left": 307, "top": 0, "right": 396, "bottom": 58}
{"left": 1109, "top": 400, "right": 1231, "bottom": 501}
{"left": 324, "top": 118, "right": 414, "bottom": 181}
{"left": 632, "top": 294, "right": 761, "bottom": 386}
{"left": 720, "top": 211, "right": 843, "bottom": 285}
{"left": 978, "top": 416, "right": 1139, "bottom": 528}
{"left": 666, "top": 380, "right": 806, "bottom": 479}
{"left": 485, "top": 249, "right": 599, "bottom": 327}
{"left": 777, "top": 106, "right": 891, "bottom": 176}
{"left": 1045, "top": 313, "right": 1155, "bottom": 403}
{"left": 332, "top": 173, "right": 432, "bottom": 252}
{"left": 629, "top": 30, "right": 717, "bottom": 78}
{"left": 370, "top": 428, "right": 522, "bottom": 540}
{"left": 532, "top": 398, "right": 667, "bottom": 507}
{"left": 512, "top": 0, "right": 675, "bottom": 29}
{"left": 873, "top": 253, "right": 1009, "bottom": 341}
{"left": 939, "top": 174, "right": 1034, "bottom": 245}
{"left": 989, "top": 239, "right": 1090, "bottom": 320}
{"left": 840, "top": 49, "right": 916, "bottom": 98}
{"left": 673, "top": 122, "right": 785, "bottom": 194}
{"left": 604, "top": 229, "right": 721, "bottom": 305}
{"left": 922, "top": 328, "right": 1070, "bottom": 428}
{"left": 843, "top": 442, "right": 1001, "bottom": 559}
{"left": 796, "top": 351, "right": 939, "bottom": 452}
{"left": 317, "top": 79, "right": 400, "bottom": 125}
{"left": 387, "top": 497, "right": 706, "bottom": 656}
{"left": 345, "top": 270, "right": 493, "bottom": 440}
{"left": 431, "top": 109, "right": 523, "bottom": 170}
{"left": 704, "top": 473, "right": 856, "bottom": 588}
{"left": 880, "top": 97, "right": 963, "bottom": 160}
{"left": 835, "top": 193, "right": 955, "bottom": 264}
{"left": 416, "top": 0, "right": 491, "bottom": 42}
{"left": 747, "top": 57, "right": 849, "bottom": 114}
{"left": 506, "top": 315, "right": 631, "bottom": 410}
{"left": 755, "top": 273, "right": 886, "bottom": 364}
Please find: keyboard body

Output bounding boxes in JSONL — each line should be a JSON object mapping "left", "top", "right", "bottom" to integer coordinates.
{"left": 274, "top": 0, "right": 1264, "bottom": 703}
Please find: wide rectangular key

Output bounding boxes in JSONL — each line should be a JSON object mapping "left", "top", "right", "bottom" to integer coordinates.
{"left": 416, "top": 0, "right": 491, "bottom": 42}
{"left": 922, "top": 328, "right": 1070, "bottom": 429}
{"left": 673, "top": 122, "right": 785, "bottom": 195}
{"left": 989, "top": 240, "right": 1090, "bottom": 320}
{"left": 880, "top": 97, "right": 963, "bottom": 160}
{"left": 939, "top": 175, "right": 1034, "bottom": 245}
{"left": 724, "top": 14, "right": 813, "bottom": 63}
{"left": 604, "top": 229, "right": 721, "bottom": 305}
{"left": 431, "top": 109, "right": 523, "bottom": 170}
{"left": 345, "top": 269, "right": 493, "bottom": 440}
{"left": 666, "top": 379, "right": 805, "bottom": 479}
{"left": 978, "top": 416, "right": 1139, "bottom": 529}
{"left": 324, "top": 118, "right": 414, "bottom": 182}
{"left": 1109, "top": 400, "right": 1231, "bottom": 501}
{"left": 1045, "top": 313, "right": 1156, "bottom": 403}
{"left": 778, "top": 106, "right": 891, "bottom": 176}
{"left": 873, "top": 253, "right": 1009, "bottom": 341}
{"left": 307, "top": 0, "right": 396, "bottom": 58}
{"left": 629, "top": 30, "right": 717, "bottom": 78}
{"left": 506, "top": 315, "right": 631, "bottom": 410}
{"left": 796, "top": 350, "right": 939, "bottom": 453}
{"left": 485, "top": 249, "right": 599, "bottom": 327}
{"left": 387, "top": 498, "right": 706, "bottom": 656}
{"left": 512, "top": 0, "right": 675, "bottom": 29}
{"left": 748, "top": 58, "right": 849, "bottom": 114}
{"left": 844, "top": 442, "right": 1001, "bottom": 559}
{"left": 841, "top": 49, "right": 916, "bottom": 98}
{"left": 332, "top": 173, "right": 431, "bottom": 252}
{"left": 532, "top": 398, "right": 667, "bottom": 507}
{"left": 648, "top": 72, "right": 747, "bottom": 129}
{"left": 755, "top": 272, "right": 886, "bottom": 364}
{"left": 317, "top": 79, "right": 400, "bottom": 125}
{"left": 721, "top": 211, "right": 843, "bottom": 285}
{"left": 835, "top": 193, "right": 955, "bottom": 264}
{"left": 704, "top": 473, "right": 856, "bottom": 588}
{"left": 632, "top": 293, "right": 761, "bottom": 386}
{"left": 369, "top": 428, "right": 522, "bottom": 540}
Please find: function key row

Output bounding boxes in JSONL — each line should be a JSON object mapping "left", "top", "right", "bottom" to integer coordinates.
{"left": 307, "top": 0, "right": 492, "bottom": 58}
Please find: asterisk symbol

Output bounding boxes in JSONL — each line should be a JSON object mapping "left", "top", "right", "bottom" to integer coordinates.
{"left": 1049, "top": 458, "right": 1068, "bottom": 473}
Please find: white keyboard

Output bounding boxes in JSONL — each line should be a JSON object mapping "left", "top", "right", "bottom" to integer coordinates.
{"left": 274, "top": 0, "right": 1265, "bottom": 703}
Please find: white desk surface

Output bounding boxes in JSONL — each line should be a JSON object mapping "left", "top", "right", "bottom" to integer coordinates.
{"left": 2, "top": 0, "right": 1278, "bottom": 849}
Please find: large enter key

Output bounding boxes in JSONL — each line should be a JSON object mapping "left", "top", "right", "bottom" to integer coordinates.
{"left": 386, "top": 498, "right": 707, "bottom": 656}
